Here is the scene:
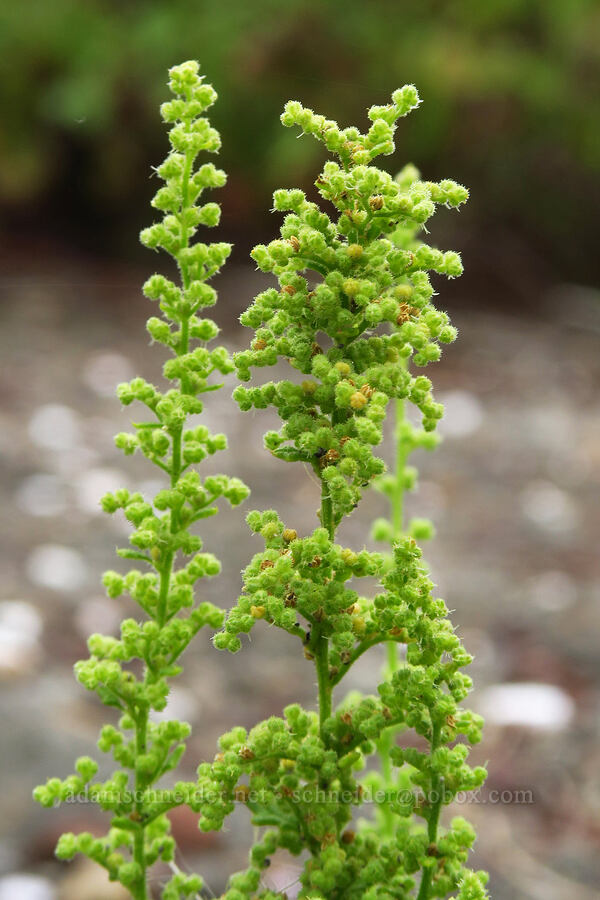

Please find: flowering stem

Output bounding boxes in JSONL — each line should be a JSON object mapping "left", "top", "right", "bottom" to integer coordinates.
{"left": 132, "top": 709, "right": 148, "bottom": 900}
{"left": 314, "top": 627, "right": 331, "bottom": 735}
{"left": 315, "top": 476, "right": 334, "bottom": 734}
{"left": 221, "top": 86, "right": 488, "bottom": 900}
{"left": 33, "top": 63, "right": 252, "bottom": 898}
{"left": 392, "top": 385, "right": 408, "bottom": 540}
{"left": 319, "top": 469, "right": 335, "bottom": 541}
{"left": 377, "top": 369, "right": 408, "bottom": 838}
{"left": 417, "top": 723, "right": 443, "bottom": 900}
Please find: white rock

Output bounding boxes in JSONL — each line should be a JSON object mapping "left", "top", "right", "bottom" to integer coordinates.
{"left": 527, "top": 570, "right": 577, "bottom": 611}
{"left": 438, "top": 390, "right": 484, "bottom": 438}
{"left": 74, "top": 596, "right": 122, "bottom": 639}
{"left": 73, "top": 467, "right": 126, "bottom": 515}
{"left": 26, "top": 544, "right": 87, "bottom": 593}
{"left": 478, "top": 682, "right": 575, "bottom": 731}
{"left": 28, "top": 404, "right": 82, "bottom": 452}
{"left": 520, "top": 480, "right": 578, "bottom": 533}
{"left": 0, "top": 601, "right": 43, "bottom": 673}
{"left": 0, "top": 874, "right": 56, "bottom": 900}
{"left": 82, "top": 352, "right": 134, "bottom": 397}
{"left": 150, "top": 686, "right": 198, "bottom": 724}
{"left": 16, "top": 473, "right": 68, "bottom": 517}
{"left": 51, "top": 446, "right": 99, "bottom": 477}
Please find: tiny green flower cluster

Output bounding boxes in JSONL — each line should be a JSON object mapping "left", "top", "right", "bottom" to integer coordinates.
{"left": 202, "top": 535, "right": 488, "bottom": 897}
{"left": 216, "top": 509, "right": 382, "bottom": 665}
{"left": 217, "top": 90, "right": 489, "bottom": 899}
{"left": 232, "top": 93, "right": 465, "bottom": 528}
{"left": 34, "top": 61, "right": 249, "bottom": 900}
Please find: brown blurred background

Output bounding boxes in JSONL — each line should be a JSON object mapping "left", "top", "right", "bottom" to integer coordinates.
{"left": 1, "top": 2, "right": 599, "bottom": 898}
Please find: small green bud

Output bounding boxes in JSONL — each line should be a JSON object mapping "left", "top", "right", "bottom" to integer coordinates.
{"left": 409, "top": 518, "right": 435, "bottom": 540}
{"left": 55, "top": 832, "right": 78, "bottom": 860}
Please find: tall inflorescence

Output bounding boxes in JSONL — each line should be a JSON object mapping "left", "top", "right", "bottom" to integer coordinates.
{"left": 34, "top": 61, "right": 249, "bottom": 900}
{"left": 204, "top": 89, "right": 490, "bottom": 898}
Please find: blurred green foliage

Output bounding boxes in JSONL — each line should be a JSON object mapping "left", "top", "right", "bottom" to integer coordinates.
{"left": 1, "top": 0, "right": 599, "bottom": 277}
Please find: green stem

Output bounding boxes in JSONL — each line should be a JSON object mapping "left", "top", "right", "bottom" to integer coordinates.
{"left": 156, "top": 554, "right": 173, "bottom": 630}
{"left": 320, "top": 476, "right": 334, "bottom": 542}
{"left": 171, "top": 429, "right": 183, "bottom": 487}
{"left": 139, "top": 112, "right": 196, "bottom": 899}
{"left": 392, "top": 393, "right": 407, "bottom": 540}
{"left": 132, "top": 710, "right": 148, "bottom": 900}
{"left": 314, "top": 477, "right": 334, "bottom": 737}
{"left": 155, "top": 186, "right": 190, "bottom": 628}
{"left": 416, "top": 724, "right": 442, "bottom": 900}
{"left": 330, "top": 634, "right": 405, "bottom": 687}
{"left": 378, "top": 364, "right": 409, "bottom": 838}
{"left": 314, "top": 624, "right": 331, "bottom": 733}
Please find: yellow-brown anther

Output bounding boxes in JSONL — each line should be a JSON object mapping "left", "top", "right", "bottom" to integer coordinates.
{"left": 396, "top": 302, "right": 420, "bottom": 325}
{"left": 390, "top": 626, "right": 408, "bottom": 639}
{"left": 321, "top": 449, "right": 340, "bottom": 467}
{"left": 234, "top": 784, "right": 250, "bottom": 802}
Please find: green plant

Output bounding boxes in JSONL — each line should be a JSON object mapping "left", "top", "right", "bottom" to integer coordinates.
{"left": 207, "top": 89, "right": 489, "bottom": 897}
{"left": 33, "top": 61, "right": 249, "bottom": 899}
{"left": 34, "top": 61, "right": 490, "bottom": 900}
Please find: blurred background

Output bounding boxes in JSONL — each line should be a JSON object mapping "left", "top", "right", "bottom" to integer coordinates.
{"left": 1, "top": 1, "right": 599, "bottom": 898}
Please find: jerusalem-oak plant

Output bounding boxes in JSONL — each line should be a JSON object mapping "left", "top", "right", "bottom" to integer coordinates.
{"left": 34, "top": 62, "right": 250, "bottom": 899}
{"left": 35, "top": 61, "right": 490, "bottom": 900}
{"left": 206, "top": 87, "right": 489, "bottom": 898}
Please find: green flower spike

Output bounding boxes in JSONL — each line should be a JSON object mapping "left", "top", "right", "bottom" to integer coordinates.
{"left": 214, "top": 88, "right": 489, "bottom": 899}
{"left": 34, "top": 61, "right": 248, "bottom": 900}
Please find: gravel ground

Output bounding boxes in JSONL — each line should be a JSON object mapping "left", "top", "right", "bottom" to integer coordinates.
{"left": 1, "top": 258, "right": 599, "bottom": 899}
